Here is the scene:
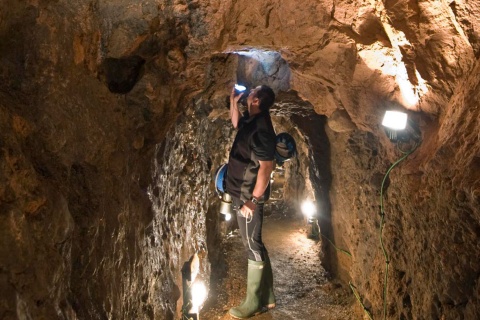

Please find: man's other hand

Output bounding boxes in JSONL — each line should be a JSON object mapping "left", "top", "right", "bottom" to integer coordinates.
{"left": 240, "top": 200, "right": 256, "bottom": 218}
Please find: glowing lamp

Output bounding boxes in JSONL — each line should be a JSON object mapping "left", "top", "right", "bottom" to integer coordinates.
{"left": 190, "top": 281, "right": 207, "bottom": 313}
{"left": 381, "top": 110, "right": 421, "bottom": 143}
{"left": 301, "top": 200, "right": 317, "bottom": 221}
{"left": 301, "top": 200, "right": 319, "bottom": 239}
{"left": 382, "top": 111, "right": 407, "bottom": 130}
{"left": 182, "top": 255, "right": 208, "bottom": 320}
{"left": 234, "top": 84, "right": 246, "bottom": 92}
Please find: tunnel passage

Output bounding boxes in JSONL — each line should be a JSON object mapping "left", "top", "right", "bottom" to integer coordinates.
{"left": 2, "top": 0, "right": 479, "bottom": 318}
{"left": 190, "top": 49, "right": 359, "bottom": 318}
{"left": 204, "top": 49, "right": 337, "bottom": 262}
{"left": 149, "top": 48, "right": 344, "bottom": 317}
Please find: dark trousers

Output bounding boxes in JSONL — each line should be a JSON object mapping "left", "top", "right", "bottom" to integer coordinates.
{"left": 233, "top": 197, "right": 267, "bottom": 261}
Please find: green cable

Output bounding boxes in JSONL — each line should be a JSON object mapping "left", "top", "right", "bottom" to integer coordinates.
{"left": 379, "top": 141, "right": 419, "bottom": 319}
{"left": 349, "top": 281, "right": 374, "bottom": 320}
{"left": 313, "top": 220, "right": 352, "bottom": 257}
{"left": 321, "top": 233, "right": 352, "bottom": 257}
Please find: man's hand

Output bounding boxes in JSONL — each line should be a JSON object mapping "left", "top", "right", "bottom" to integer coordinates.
{"left": 240, "top": 200, "right": 256, "bottom": 219}
{"left": 231, "top": 87, "right": 244, "bottom": 104}
{"left": 230, "top": 87, "right": 243, "bottom": 128}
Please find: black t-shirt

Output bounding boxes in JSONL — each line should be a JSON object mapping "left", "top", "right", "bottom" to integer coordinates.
{"left": 226, "top": 111, "right": 276, "bottom": 202}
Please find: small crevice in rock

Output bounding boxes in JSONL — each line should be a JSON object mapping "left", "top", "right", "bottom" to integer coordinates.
{"left": 101, "top": 55, "right": 146, "bottom": 94}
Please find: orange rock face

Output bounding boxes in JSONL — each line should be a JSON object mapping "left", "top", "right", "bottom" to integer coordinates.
{"left": 0, "top": 0, "right": 479, "bottom": 319}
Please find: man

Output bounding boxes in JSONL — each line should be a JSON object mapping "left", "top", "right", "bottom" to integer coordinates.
{"left": 225, "top": 84, "right": 276, "bottom": 318}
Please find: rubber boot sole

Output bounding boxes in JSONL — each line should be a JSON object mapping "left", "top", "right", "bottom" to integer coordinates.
{"left": 229, "top": 309, "right": 266, "bottom": 319}
{"left": 264, "top": 303, "right": 276, "bottom": 310}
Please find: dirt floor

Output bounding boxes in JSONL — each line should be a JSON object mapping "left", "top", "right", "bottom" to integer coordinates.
{"left": 201, "top": 199, "right": 357, "bottom": 320}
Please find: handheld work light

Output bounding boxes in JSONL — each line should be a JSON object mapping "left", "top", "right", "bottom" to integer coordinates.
{"left": 234, "top": 84, "right": 246, "bottom": 93}
{"left": 219, "top": 193, "right": 233, "bottom": 221}
{"left": 215, "top": 164, "right": 234, "bottom": 221}
{"left": 234, "top": 84, "right": 248, "bottom": 105}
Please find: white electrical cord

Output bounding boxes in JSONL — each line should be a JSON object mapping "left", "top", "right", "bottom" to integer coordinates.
{"left": 245, "top": 208, "right": 262, "bottom": 261}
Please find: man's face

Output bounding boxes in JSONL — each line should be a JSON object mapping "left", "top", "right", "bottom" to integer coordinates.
{"left": 247, "top": 86, "right": 261, "bottom": 112}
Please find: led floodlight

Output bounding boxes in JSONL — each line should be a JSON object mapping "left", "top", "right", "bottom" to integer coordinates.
{"left": 301, "top": 200, "right": 319, "bottom": 239}
{"left": 382, "top": 111, "right": 407, "bottom": 130}
{"left": 381, "top": 110, "right": 421, "bottom": 143}
{"left": 182, "top": 254, "right": 208, "bottom": 320}
{"left": 191, "top": 281, "right": 207, "bottom": 313}
{"left": 301, "top": 200, "right": 316, "bottom": 221}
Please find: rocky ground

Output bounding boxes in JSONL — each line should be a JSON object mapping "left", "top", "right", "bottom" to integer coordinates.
{"left": 201, "top": 197, "right": 357, "bottom": 320}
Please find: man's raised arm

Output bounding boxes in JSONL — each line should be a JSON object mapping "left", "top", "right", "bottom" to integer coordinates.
{"left": 230, "top": 87, "right": 243, "bottom": 128}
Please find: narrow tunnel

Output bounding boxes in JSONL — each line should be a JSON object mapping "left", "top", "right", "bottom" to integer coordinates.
{"left": 136, "top": 49, "right": 355, "bottom": 318}
{"left": 146, "top": 49, "right": 407, "bottom": 319}
{"left": 1, "top": 1, "right": 480, "bottom": 320}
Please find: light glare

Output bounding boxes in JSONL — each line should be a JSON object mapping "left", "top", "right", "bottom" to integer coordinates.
{"left": 191, "top": 281, "right": 207, "bottom": 311}
{"left": 234, "top": 84, "right": 246, "bottom": 91}
{"left": 382, "top": 111, "right": 407, "bottom": 130}
{"left": 224, "top": 213, "right": 232, "bottom": 221}
{"left": 301, "top": 201, "right": 316, "bottom": 219}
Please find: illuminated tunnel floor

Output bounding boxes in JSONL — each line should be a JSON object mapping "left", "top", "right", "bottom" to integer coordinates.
{"left": 202, "top": 202, "right": 356, "bottom": 319}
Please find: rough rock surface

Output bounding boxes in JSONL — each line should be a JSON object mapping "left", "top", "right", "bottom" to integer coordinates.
{"left": 1, "top": 0, "right": 479, "bottom": 319}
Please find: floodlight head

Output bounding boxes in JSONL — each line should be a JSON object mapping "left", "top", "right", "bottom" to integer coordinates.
{"left": 382, "top": 110, "right": 421, "bottom": 143}
{"left": 301, "top": 200, "right": 317, "bottom": 221}
{"left": 182, "top": 255, "right": 205, "bottom": 318}
{"left": 382, "top": 111, "right": 407, "bottom": 130}
{"left": 191, "top": 281, "right": 207, "bottom": 312}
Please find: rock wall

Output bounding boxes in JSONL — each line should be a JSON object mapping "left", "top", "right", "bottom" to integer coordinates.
{"left": 0, "top": 1, "right": 212, "bottom": 318}
{"left": 1, "top": 0, "right": 480, "bottom": 319}
{"left": 327, "top": 58, "right": 480, "bottom": 319}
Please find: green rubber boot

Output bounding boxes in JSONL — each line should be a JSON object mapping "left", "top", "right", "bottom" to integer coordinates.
{"left": 229, "top": 260, "right": 265, "bottom": 319}
{"left": 262, "top": 253, "right": 276, "bottom": 310}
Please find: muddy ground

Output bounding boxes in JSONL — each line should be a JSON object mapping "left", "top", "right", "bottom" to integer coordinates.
{"left": 201, "top": 199, "right": 357, "bottom": 320}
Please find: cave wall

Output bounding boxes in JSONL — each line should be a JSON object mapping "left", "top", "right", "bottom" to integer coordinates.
{"left": 0, "top": 1, "right": 208, "bottom": 318}
{"left": 1, "top": 0, "right": 480, "bottom": 319}
{"left": 327, "top": 57, "right": 480, "bottom": 319}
